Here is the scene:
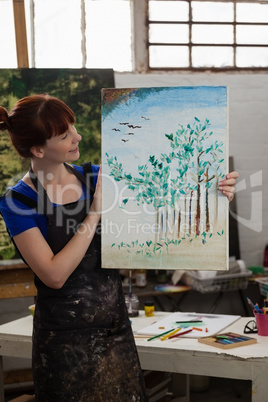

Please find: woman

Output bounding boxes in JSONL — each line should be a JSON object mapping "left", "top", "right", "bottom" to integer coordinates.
{"left": 0, "top": 94, "right": 148, "bottom": 401}
{"left": 0, "top": 94, "right": 238, "bottom": 401}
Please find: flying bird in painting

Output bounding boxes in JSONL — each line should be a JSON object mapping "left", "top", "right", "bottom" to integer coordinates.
{"left": 112, "top": 128, "right": 120, "bottom": 131}
{"left": 119, "top": 122, "right": 129, "bottom": 125}
{"left": 125, "top": 133, "right": 134, "bottom": 135}
{"left": 141, "top": 116, "right": 150, "bottom": 120}
{"left": 128, "top": 125, "right": 142, "bottom": 129}
{"left": 121, "top": 139, "right": 129, "bottom": 142}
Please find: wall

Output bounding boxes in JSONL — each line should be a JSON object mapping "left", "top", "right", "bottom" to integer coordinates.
{"left": 115, "top": 72, "right": 268, "bottom": 268}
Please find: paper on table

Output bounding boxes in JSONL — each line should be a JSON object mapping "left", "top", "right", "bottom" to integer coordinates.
{"left": 136, "top": 312, "right": 241, "bottom": 338}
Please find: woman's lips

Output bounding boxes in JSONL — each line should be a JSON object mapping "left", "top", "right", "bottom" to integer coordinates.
{"left": 70, "top": 147, "right": 79, "bottom": 153}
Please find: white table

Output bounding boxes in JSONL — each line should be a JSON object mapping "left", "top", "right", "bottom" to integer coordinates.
{"left": 1, "top": 312, "right": 268, "bottom": 402}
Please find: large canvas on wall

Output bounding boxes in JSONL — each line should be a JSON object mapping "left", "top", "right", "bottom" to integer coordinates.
{"left": 101, "top": 86, "right": 229, "bottom": 271}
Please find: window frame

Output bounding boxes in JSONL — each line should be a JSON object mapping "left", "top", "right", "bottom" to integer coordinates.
{"left": 132, "top": 0, "right": 268, "bottom": 72}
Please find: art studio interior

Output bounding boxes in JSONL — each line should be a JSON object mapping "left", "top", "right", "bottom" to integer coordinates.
{"left": 0, "top": 1, "right": 268, "bottom": 401}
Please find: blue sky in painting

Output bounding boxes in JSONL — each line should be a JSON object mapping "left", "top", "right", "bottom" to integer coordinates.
{"left": 102, "top": 86, "right": 228, "bottom": 175}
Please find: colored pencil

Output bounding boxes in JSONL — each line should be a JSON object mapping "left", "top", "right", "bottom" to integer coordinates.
{"left": 169, "top": 328, "right": 193, "bottom": 339}
{"left": 161, "top": 327, "right": 181, "bottom": 341}
{"left": 175, "top": 320, "right": 203, "bottom": 324}
{"left": 147, "top": 328, "right": 175, "bottom": 342}
{"left": 247, "top": 297, "right": 263, "bottom": 314}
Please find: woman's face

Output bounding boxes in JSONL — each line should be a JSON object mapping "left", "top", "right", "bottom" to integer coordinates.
{"left": 42, "top": 124, "right": 82, "bottom": 163}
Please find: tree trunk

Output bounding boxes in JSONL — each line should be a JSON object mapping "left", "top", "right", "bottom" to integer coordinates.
{"left": 195, "top": 151, "right": 204, "bottom": 236}
{"left": 155, "top": 208, "right": 159, "bottom": 243}
{"left": 184, "top": 195, "right": 187, "bottom": 237}
{"left": 214, "top": 175, "right": 219, "bottom": 226}
{"left": 195, "top": 182, "right": 201, "bottom": 236}
{"left": 165, "top": 205, "right": 168, "bottom": 240}
{"left": 177, "top": 209, "right": 181, "bottom": 238}
{"left": 206, "top": 187, "right": 210, "bottom": 232}
{"left": 189, "top": 190, "right": 193, "bottom": 236}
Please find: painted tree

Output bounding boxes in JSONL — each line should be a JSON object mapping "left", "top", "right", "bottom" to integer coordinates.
{"left": 106, "top": 117, "right": 225, "bottom": 246}
{"left": 163, "top": 118, "right": 225, "bottom": 236}
{"left": 106, "top": 153, "right": 177, "bottom": 242}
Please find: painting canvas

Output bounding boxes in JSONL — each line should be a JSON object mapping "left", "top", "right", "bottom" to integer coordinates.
{"left": 101, "top": 86, "right": 229, "bottom": 271}
{"left": 0, "top": 68, "right": 114, "bottom": 260}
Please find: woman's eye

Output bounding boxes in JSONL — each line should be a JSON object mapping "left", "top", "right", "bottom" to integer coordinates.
{"left": 61, "top": 133, "right": 68, "bottom": 140}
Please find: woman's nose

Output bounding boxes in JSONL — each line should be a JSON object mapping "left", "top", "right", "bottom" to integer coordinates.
{"left": 74, "top": 132, "right": 82, "bottom": 142}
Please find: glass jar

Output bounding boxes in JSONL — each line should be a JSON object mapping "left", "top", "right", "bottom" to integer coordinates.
{"left": 136, "top": 269, "right": 147, "bottom": 288}
{"left": 125, "top": 294, "right": 139, "bottom": 317}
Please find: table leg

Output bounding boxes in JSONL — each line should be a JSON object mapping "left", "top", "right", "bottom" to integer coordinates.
{"left": 208, "top": 292, "right": 223, "bottom": 313}
{"left": 0, "top": 356, "right": 4, "bottom": 402}
{"left": 252, "top": 365, "right": 268, "bottom": 402}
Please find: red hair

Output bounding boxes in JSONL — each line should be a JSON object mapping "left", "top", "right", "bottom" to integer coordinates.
{"left": 0, "top": 94, "right": 75, "bottom": 158}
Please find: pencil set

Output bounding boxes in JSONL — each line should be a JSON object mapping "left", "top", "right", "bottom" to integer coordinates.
{"left": 198, "top": 332, "right": 257, "bottom": 349}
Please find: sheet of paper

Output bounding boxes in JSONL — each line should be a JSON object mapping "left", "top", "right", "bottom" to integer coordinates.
{"left": 136, "top": 312, "right": 240, "bottom": 338}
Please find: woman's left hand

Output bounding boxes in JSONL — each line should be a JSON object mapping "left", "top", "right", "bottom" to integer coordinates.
{"left": 219, "top": 171, "right": 239, "bottom": 202}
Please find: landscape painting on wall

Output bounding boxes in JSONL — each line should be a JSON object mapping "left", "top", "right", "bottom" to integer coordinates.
{"left": 101, "top": 86, "right": 229, "bottom": 271}
{"left": 0, "top": 68, "right": 114, "bottom": 260}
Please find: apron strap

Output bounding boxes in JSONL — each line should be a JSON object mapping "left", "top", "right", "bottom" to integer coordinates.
{"left": 64, "top": 162, "right": 95, "bottom": 196}
{"left": 29, "top": 166, "right": 54, "bottom": 225}
{"left": 3, "top": 188, "right": 38, "bottom": 209}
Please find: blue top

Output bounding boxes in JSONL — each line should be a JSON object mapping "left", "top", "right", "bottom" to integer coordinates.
{"left": 0, "top": 164, "right": 99, "bottom": 239}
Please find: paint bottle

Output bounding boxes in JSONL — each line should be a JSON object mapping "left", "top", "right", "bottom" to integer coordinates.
{"left": 136, "top": 269, "right": 147, "bottom": 288}
{"left": 144, "top": 301, "right": 155, "bottom": 317}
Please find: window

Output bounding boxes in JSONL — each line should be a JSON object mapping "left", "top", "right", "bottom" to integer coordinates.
{"left": 1, "top": 0, "right": 268, "bottom": 71}
{"left": 147, "top": 0, "right": 268, "bottom": 70}
{"left": 0, "top": 0, "right": 132, "bottom": 71}
{"left": 0, "top": 0, "right": 17, "bottom": 67}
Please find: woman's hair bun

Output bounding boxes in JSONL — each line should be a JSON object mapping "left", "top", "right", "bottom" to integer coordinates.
{"left": 0, "top": 106, "right": 11, "bottom": 131}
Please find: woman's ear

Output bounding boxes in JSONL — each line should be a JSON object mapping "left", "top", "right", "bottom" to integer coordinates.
{"left": 30, "top": 146, "right": 44, "bottom": 159}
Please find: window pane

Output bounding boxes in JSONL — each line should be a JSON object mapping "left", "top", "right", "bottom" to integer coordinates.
{"left": 85, "top": 0, "right": 132, "bottom": 72}
{"left": 0, "top": 0, "right": 17, "bottom": 67}
{"left": 34, "top": 0, "right": 82, "bottom": 68}
{"left": 149, "top": 1, "right": 189, "bottom": 22}
{"left": 192, "top": 24, "right": 233, "bottom": 44}
{"left": 149, "top": 45, "right": 189, "bottom": 67}
{"left": 149, "top": 24, "right": 189, "bottom": 44}
{"left": 237, "top": 26, "right": 268, "bottom": 45}
{"left": 237, "top": 3, "right": 268, "bottom": 23}
{"left": 236, "top": 47, "right": 268, "bottom": 67}
{"left": 192, "top": 1, "right": 233, "bottom": 22}
{"left": 192, "top": 46, "right": 233, "bottom": 67}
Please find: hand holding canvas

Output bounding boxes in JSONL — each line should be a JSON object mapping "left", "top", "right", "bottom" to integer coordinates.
{"left": 219, "top": 171, "right": 239, "bottom": 202}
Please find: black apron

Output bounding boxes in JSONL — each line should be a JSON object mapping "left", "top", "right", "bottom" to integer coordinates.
{"left": 12, "top": 163, "right": 148, "bottom": 402}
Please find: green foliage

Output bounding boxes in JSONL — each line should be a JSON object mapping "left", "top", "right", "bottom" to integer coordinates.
{"left": 106, "top": 116, "right": 225, "bottom": 214}
{"left": 106, "top": 115, "right": 226, "bottom": 246}
{"left": 112, "top": 233, "right": 216, "bottom": 258}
